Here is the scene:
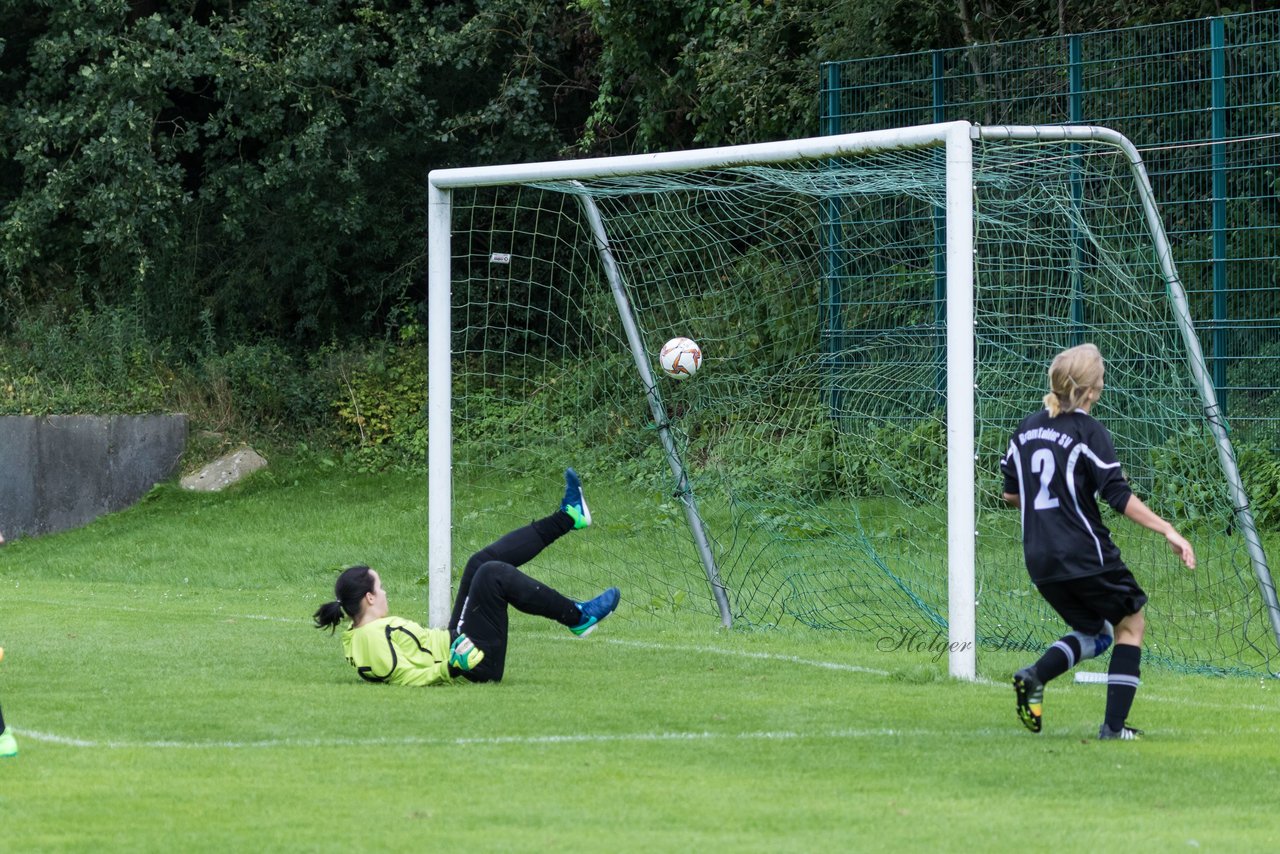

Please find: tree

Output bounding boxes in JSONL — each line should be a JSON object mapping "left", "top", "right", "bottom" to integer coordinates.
{"left": 0, "top": 0, "right": 594, "bottom": 345}
{"left": 4, "top": 0, "right": 1273, "bottom": 349}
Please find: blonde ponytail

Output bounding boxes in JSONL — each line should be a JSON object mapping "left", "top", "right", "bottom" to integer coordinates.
{"left": 1043, "top": 343, "right": 1104, "bottom": 417}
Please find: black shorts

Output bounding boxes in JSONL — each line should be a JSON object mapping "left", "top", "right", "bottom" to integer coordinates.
{"left": 1036, "top": 568, "right": 1148, "bottom": 635}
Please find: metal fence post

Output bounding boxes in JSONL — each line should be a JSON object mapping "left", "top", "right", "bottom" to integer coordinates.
{"left": 1211, "top": 16, "right": 1229, "bottom": 415}
{"left": 1068, "top": 34, "right": 1085, "bottom": 345}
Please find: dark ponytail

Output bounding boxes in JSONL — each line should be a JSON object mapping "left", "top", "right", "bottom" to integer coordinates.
{"left": 313, "top": 565, "right": 376, "bottom": 633}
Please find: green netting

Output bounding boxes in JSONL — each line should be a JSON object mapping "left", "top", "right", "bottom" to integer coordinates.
{"left": 446, "top": 136, "right": 1278, "bottom": 676}
{"left": 822, "top": 11, "right": 1280, "bottom": 444}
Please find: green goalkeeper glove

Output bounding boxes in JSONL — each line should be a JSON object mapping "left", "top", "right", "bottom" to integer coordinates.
{"left": 449, "top": 634, "right": 485, "bottom": 672}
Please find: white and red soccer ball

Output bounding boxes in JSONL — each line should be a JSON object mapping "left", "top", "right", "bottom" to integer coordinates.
{"left": 659, "top": 336, "right": 702, "bottom": 380}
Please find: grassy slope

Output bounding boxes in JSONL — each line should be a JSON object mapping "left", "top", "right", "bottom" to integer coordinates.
{"left": 1, "top": 468, "right": 1278, "bottom": 851}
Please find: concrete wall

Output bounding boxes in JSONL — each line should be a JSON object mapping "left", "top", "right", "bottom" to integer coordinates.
{"left": 0, "top": 415, "right": 187, "bottom": 540}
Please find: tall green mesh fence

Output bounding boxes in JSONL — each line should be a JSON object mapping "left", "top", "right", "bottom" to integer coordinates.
{"left": 446, "top": 135, "right": 1278, "bottom": 676}
{"left": 822, "top": 11, "right": 1280, "bottom": 446}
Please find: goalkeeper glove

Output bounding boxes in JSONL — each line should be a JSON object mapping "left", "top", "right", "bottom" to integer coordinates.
{"left": 449, "top": 634, "right": 485, "bottom": 672}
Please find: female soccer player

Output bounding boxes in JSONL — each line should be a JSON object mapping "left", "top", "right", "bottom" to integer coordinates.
{"left": 0, "top": 529, "right": 15, "bottom": 758}
{"left": 1001, "top": 344, "right": 1195, "bottom": 740}
{"left": 0, "top": 650, "right": 13, "bottom": 758}
{"left": 313, "top": 469, "right": 620, "bottom": 685}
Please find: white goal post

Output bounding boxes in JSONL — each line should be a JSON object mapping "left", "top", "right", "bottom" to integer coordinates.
{"left": 426, "top": 121, "right": 1279, "bottom": 681}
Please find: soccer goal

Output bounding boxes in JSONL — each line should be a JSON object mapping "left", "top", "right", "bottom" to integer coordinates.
{"left": 427, "top": 121, "right": 1280, "bottom": 680}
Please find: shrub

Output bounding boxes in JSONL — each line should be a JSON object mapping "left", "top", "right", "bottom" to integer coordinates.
{"left": 331, "top": 327, "right": 427, "bottom": 470}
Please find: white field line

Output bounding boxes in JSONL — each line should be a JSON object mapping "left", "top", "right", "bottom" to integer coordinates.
{"left": 18, "top": 720, "right": 1277, "bottom": 750}
{"left": 590, "top": 637, "right": 892, "bottom": 676}
{"left": 17, "top": 727, "right": 924, "bottom": 750}
{"left": 560, "top": 639, "right": 1279, "bottom": 713}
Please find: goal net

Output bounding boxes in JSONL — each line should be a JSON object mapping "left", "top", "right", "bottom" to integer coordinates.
{"left": 428, "top": 122, "right": 1279, "bottom": 678}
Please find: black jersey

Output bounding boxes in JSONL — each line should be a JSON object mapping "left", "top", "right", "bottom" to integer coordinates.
{"left": 1000, "top": 408, "right": 1134, "bottom": 584}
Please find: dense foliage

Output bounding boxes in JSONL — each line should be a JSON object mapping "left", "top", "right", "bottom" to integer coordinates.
{"left": 0, "top": 0, "right": 592, "bottom": 345}
{"left": 5, "top": 1, "right": 1269, "bottom": 349}
{"left": 2, "top": 0, "right": 1277, "bottom": 507}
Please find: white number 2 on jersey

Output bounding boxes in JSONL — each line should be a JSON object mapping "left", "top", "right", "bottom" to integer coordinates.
{"left": 1031, "top": 448, "right": 1061, "bottom": 510}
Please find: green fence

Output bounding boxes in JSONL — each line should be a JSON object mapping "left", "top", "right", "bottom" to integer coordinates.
{"left": 821, "top": 11, "right": 1280, "bottom": 445}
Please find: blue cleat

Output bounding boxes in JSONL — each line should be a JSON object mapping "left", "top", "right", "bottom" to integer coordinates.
{"left": 561, "top": 468, "right": 592, "bottom": 529}
{"left": 570, "top": 587, "right": 620, "bottom": 637}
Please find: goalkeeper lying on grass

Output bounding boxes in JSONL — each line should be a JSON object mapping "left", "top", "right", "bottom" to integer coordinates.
{"left": 313, "top": 469, "right": 619, "bottom": 685}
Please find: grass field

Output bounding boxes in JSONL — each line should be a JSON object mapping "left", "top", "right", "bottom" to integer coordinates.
{"left": 2, "top": 465, "right": 1278, "bottom": 851}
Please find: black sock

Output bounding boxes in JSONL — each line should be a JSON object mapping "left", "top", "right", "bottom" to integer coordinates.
{"left": 1104, "top": 643, "right": 1142, "bottom": 731}
{"left": 532, "top": 510, "right": 574, "bottom": 543}
{"left": 0, "top": 703, "right": 6, "bottom": 734}
{"left": 1031, "top": 634, "right": 1083, "bottom": 683}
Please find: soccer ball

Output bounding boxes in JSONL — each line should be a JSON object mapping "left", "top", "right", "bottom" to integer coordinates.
{"left": 659, "top": 337, "right": 702, "bottom": 380}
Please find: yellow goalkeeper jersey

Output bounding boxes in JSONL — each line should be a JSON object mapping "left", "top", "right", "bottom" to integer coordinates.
{"left": 341, "top": 617, "right": 453, "bottom": 686}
